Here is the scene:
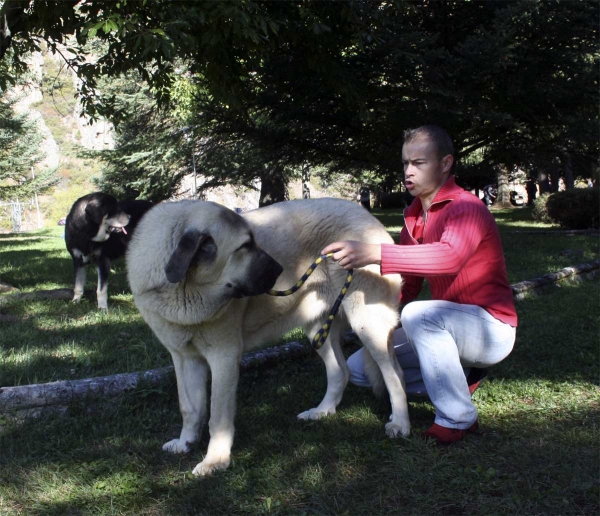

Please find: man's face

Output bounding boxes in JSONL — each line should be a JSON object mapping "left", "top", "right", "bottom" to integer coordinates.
{"left": 402, "top": 138, "right": 453, "bottom": 203}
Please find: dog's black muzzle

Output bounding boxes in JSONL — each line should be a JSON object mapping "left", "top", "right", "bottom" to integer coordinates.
{"left": 232, "top": 250, "right": 283, "bottom": 298}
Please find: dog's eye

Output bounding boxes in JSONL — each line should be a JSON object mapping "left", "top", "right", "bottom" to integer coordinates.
{"left": 237, "top": 241, "right": 253, "bottom": 252}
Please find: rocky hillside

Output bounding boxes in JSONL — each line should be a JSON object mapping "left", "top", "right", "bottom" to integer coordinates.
{"left": 5, "top": 49, "right": 356, "bottom": 231}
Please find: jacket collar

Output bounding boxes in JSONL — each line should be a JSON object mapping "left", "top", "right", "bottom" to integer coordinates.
{"left": 404, "top": 175, "right": 463, "bottom": 219}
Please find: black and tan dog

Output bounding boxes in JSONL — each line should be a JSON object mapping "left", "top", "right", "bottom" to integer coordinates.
{"left": 65, "top": 192, "right": 154, "bottom": 309}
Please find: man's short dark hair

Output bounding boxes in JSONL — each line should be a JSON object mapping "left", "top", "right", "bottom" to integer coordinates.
{"left": 403, "top": 125, "right": 455, "bottom": 160}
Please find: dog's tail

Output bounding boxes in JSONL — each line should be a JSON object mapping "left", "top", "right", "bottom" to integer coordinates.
{"left": 363, "top": 347, "right": 388, "bottom": 400}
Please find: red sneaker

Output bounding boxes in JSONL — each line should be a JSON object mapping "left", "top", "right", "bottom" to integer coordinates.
{"left": 423, "top": 420, "right": 479, "bottom": 444}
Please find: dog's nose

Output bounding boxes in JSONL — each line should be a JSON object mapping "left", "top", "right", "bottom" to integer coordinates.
{"left": 272, "top": 260, "right": 283, "bottom": 278}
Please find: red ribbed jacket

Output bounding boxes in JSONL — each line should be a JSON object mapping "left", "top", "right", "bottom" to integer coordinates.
{"left": 381, "top": 176, "right": 518, "bottom": 326}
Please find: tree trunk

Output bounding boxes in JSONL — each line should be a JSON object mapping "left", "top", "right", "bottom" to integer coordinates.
{"left": 549, "top": 159, "right": 560, "bottom": 192}
{"left": 563, "top": 154, "right": 574, "bottom": 190}
{"left": 259, "top": 167, "right": 289, "bottom": 207}
{"left": 526, "top": 176, "right": 537, "bottom": 206}
{"left": 301, "top": 163, "right": 311, "bottom": 199}
{"left": 496, "top": 165, "right": 512, "bottom": 207}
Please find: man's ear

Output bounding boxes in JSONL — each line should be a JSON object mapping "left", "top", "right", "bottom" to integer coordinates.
{"left": 441, "top": 154, "right": 454, "bottom": 175}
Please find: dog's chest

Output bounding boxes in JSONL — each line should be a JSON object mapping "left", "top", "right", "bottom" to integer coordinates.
{"left": 72, "top": 247, "right": 102, "bottom": 264}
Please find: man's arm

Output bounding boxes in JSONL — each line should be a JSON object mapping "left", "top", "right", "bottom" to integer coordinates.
{"left": 380, "top": 202, "right": 489, "bottom": 276}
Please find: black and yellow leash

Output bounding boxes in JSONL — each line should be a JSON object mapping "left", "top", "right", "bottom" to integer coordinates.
{"left": 268, "top": 253, "right": 353, "bottom": 350}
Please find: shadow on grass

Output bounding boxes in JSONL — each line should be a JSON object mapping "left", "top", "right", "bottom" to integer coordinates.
{"left": 498, "top": 280, "right": 599, "bottom": 384}
{"left": 0, "top": 326, "right": 162, "bottom": 385}
{"left": 1, "top": 248, "right": 132, "bottom": 293}
{"left": 0, "top": 351, "right": 597, "bottom": 515}
{"left": 0, "top": 294, "right": 165, "bottom": 386}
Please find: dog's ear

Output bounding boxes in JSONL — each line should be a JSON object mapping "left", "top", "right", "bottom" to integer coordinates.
{"left": 85, "top": 198, "right": 106, "bottom": 225}
{"left": 165, "top": 229, "right": 217, "bottom": 283}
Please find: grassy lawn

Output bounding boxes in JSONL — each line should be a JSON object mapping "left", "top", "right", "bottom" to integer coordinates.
{"left": 0, "top": 206, "right": 598, "bottom": 515}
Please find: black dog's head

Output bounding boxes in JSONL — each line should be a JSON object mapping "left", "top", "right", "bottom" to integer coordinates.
{"left": 83, "top": 193, "right": 131, "bottom": 242}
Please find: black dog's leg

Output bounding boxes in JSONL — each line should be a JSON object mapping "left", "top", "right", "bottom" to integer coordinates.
{"left": 96, "top": 254, "right": 111, "bottom": 310}
{"left": 72, "top": 256, "right": 87, "bottom": 303}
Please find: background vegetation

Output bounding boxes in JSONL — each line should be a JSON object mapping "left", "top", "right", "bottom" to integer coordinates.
{"left": 1, "top": 0, "right": 597, "bottom": 207}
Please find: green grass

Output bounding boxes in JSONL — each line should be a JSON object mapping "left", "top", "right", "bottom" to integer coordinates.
{"left": 0, "top": 208, "right": 599, "bottom": 515}
{"left": 0, "top": 228, "right": 170, "bottom": 386}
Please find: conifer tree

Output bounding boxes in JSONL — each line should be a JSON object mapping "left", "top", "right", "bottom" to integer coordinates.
{"left": 0, "top": 95, "right": 57, "bottom": 201}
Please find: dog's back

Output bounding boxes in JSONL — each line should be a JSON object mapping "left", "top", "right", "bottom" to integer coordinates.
{"left": 244, "top": 198, "right": 393, "bottom": 269}
{"left": 240, "top": 198, "right": 402, "bottom": 349}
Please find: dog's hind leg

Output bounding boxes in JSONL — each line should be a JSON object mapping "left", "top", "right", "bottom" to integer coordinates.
{"left": 349, "top": 305, "right": 411, "bottom": 438}
{"left": 72, "top": 256, "right": 86, "bottom": 303}
{"left": 297, "top": 318, "right": 351, "bottom": 420}
{"left": 96, "top": 255, "right": 111, "bottom": 310}
{"left": 163, "top": 349, "right": 209, "bottom": 455}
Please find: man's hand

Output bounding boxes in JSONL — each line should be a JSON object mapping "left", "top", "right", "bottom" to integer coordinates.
{"left": 321, "top": 240, "right": 382, "bottom": 270}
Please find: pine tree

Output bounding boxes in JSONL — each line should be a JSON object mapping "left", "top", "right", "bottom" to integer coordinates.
{"left": 0, "top": 95, "right": 57, "bottom": 201}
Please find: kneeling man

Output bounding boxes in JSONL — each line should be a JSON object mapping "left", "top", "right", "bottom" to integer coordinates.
{"left": 323, "top": 125, "right": 517, "bottom": 444}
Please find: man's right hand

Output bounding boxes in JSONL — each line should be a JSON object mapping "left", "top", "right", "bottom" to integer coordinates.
{"left": 321, "top": 240, "right": 382, "bottom": 270}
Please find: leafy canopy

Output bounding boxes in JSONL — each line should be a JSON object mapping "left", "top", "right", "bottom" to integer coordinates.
{"left": 1, "top": 0, "right": 597, "bottom": 199}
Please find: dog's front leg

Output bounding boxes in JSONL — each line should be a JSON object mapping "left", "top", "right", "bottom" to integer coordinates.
{"left": 163, "top": 350, "right": 209, "bottom": 454}
{"left": 192, "top": 344, "right": 241, "bottom": 477}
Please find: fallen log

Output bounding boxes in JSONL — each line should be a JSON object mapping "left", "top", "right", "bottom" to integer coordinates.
{"left": 0, "top": 342, "right": 309, "bottom": 418}
{"left": 511, "top": 260, "right": 600, "bottom": 301}
{"left": 0, "top": 281, "right": 17, "bottom": 294}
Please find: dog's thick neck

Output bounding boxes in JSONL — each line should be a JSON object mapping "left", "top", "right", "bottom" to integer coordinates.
{"left": 135, "top": 281, "right": 243, "bottom": 327}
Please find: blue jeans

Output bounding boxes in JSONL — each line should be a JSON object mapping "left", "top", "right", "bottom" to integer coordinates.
{"left": 348, "top": 300, "right": 516, "bottom": 429}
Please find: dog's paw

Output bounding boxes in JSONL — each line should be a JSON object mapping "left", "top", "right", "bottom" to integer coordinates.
{"left": 297, "top": 406, "right": 336, "bottom": 420}
{"left": 162, "top": 438, "right": 192, "bottom": 454}
{"left": 192, "top": 456, "right": 231, "bottom": 477}
{"left": 385, "top": 421, "right": 411, "bottom": 438}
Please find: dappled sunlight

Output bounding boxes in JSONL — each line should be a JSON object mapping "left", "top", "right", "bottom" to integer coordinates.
{"left": 490, "top": 207, "right": 557, "bottom": 231}
{"left": 0, "top": 201, "right": 597, "bottom": 515}
{"left": 0, "top": 298, "right": 166, "bottom": 386}
{"left": 1, "top": 372, "right": 596, "bottom": 515}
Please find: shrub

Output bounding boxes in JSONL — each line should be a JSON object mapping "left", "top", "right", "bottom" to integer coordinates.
{"left": 545, "top": 188, "right": 599, "bottom": 229}
{"left": 532, "top": 193, "right": 553, "bottom": 223}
